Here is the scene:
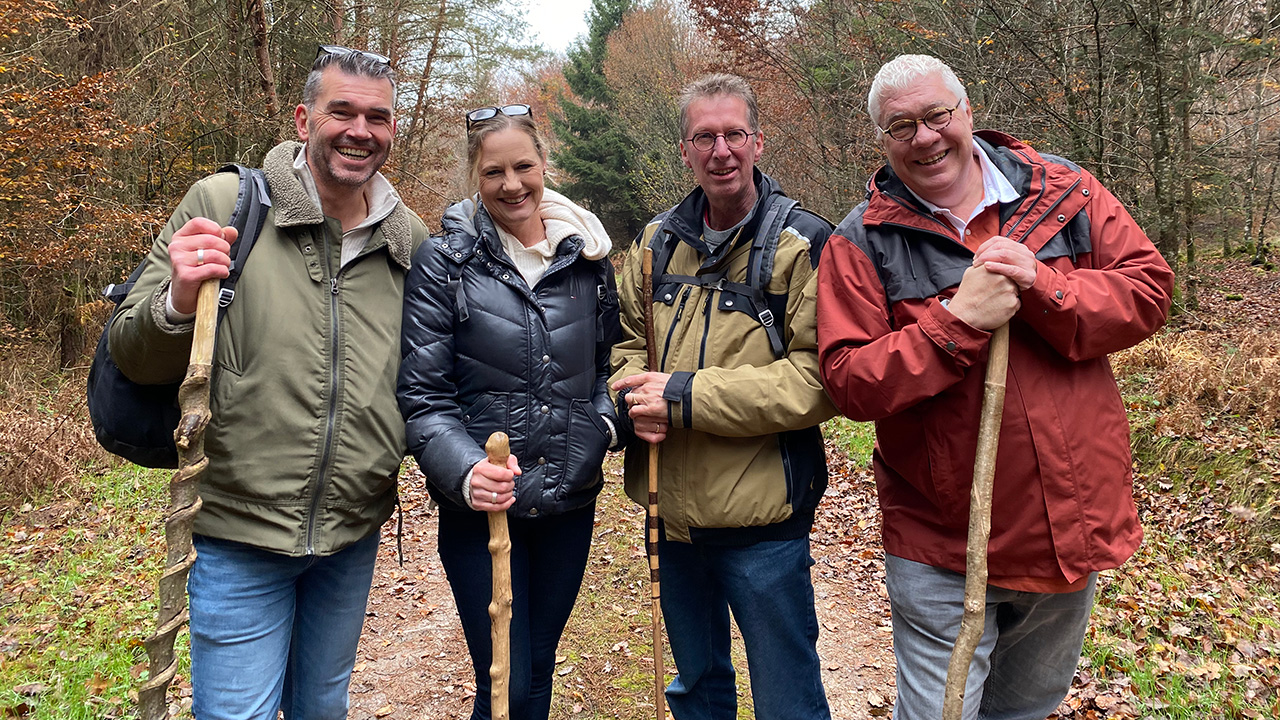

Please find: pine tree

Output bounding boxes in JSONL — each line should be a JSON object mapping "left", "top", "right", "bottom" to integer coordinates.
{"left": 554, "top": 0, "right": 645, "bottom": 242}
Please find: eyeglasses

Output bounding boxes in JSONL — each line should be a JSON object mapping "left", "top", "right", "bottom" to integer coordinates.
{"left": 877, "top": 106, "right": 960, "bottom": 142}
{"left": 465, "top": 104, "right": 533, "bottom": 130}
{"left": 316, "top": 45, "right": 392, "bottom": 66}
{"left": 877, "top": 106, "right": 959, "bottom": 142}
{"left": 684, "top": 130, "right": 756, "bottom": 153}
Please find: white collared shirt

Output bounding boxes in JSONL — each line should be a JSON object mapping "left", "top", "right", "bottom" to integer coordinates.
{"left": 906, "top": 143, "right": 1020, "bottom": 235}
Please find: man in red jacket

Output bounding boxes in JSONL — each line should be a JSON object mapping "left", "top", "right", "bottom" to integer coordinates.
{"left": 816, "top": 54, "right": 1173, "bottom": 719}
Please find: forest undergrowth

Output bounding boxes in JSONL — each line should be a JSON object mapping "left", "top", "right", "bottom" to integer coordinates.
{"left": 0, "top": 253, "right": 1278, "bottom": 718}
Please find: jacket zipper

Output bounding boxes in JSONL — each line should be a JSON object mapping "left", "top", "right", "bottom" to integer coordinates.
{"left": 306, "top": 258, "right": 343, "bottom": 555}
{"left": 698, "top": 289, "right": 716, "bottom": 368}
{"left": 660, "top": 286, "right": 692, "bottom": 371}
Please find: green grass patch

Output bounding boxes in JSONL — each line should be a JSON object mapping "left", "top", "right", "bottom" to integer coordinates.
{"left": 1077, "top": 373, "right": 1280, "bottom": 718}
{"left": 822, "top": 417, "right": 874, "bottom": 467}
{"left": 0, "top": 465, "right": 190, "bottom": 718}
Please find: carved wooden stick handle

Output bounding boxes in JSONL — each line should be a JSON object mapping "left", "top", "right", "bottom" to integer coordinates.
{"left": 942, "top": 323, "right": 1010, "bottom": 720}
{"left": 138, "top": 277, "right": 219, "bottom": 720}
{"left": 486, "top": 432, "right": 513, "bottom": 720}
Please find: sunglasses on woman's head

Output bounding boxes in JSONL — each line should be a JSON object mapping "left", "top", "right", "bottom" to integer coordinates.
{"left": 465, "top": 104, "right": 533, "bottom": 129}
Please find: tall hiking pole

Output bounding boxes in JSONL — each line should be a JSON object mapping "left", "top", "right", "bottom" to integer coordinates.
{"left": 641, "top": 247, "right": 667, "bottom": 720}
{"left": 137, "top": 277, "right": 219, "bottom": 719}
{"left": 486, "top": 432, "right": 514, "bottom": 720}
{"left": 941, "top": 323, "right": 1011, "bottom": 720}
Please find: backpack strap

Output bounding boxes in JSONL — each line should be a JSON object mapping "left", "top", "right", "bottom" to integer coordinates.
{"left": 102, "top": 165, "right": 271, "bottom": 314}
{"left": 746, "top": 196, "right": 797, "bottom": 359}
{"left": 648, "top": 196, "right": 798, "bottom": 360}
{"left": 215, "top": 164, "right": 272, "bottom": 319}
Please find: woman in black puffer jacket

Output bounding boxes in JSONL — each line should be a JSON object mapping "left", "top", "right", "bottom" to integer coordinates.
{"left": 397, "top": 105, "right": 620, "bottom": 720}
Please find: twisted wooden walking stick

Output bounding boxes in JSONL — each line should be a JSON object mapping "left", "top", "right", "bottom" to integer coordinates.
{"left": 641, "top": 247, "right": 667, "bottom": 720}
{"left": 942, "top": 323, "right": 1010, "bottom": 720}
{"left": 486, "top": 431, "right": 514, "bottom": 720}
{"left": 137, "top": 278, "right": 218, "bottom": 719}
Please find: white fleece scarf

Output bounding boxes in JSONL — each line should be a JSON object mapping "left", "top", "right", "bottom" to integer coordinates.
{"left": 495, "top": 187, "right": 612, "bottom": 287}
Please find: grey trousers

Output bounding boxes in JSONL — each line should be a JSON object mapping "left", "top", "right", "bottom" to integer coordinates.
{"left": 885, "top": 554, "right": 1098, "bottom": 720}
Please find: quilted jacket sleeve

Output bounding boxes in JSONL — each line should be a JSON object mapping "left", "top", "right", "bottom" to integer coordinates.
{"left": 397, "top": 243, "right": 486, "bottom": 507}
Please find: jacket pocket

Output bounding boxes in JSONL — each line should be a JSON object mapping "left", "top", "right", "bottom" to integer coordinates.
{"left": 917, "top": 397, "right": 973, "bottom": 528}
{"left": 560, "top": 398, "right": 609, "bottom": 501}
{"left": 461, "top": 392, "right": 510, "bottom": 442}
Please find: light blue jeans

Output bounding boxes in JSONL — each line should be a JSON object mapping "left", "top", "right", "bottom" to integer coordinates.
{"left": 187, "top": 533, "right": 379, "bottom": 720}
{"left": 885, "top": 554, "right": 1098, "bottom": 720}
{"left": 658, "top": 534, "right": 832, "bottom": 720}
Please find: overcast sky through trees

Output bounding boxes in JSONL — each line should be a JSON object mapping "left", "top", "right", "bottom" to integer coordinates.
{"left": 523, "top": 0, "right": 591, "bottom": 52}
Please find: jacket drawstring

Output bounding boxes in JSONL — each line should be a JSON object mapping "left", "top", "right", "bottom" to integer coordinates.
{"left": 395, "top": 490, "right": 405, "bottom": 567}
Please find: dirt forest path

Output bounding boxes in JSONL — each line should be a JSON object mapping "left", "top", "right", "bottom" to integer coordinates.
{"left": 347, "top": 442, "right": 897, "bottom": 720}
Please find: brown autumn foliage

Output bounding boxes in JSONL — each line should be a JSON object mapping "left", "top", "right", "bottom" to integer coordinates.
{"left": 1114, "top": 330, "right": 1280, "bottom": 435}
{"left": 0, "top": 1, "right": 161, "bottom": 364}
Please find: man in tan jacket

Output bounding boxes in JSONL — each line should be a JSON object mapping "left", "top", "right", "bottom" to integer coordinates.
{"left": 611, "top": 73, "right": 836, "bottom": 720}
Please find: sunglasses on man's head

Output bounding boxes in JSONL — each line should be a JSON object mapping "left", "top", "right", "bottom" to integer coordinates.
{"left": 315, "top": 45, "right": 391, "bottom": 66}
{"left": 465, "top": 104, "right": 533, "bottom": 130}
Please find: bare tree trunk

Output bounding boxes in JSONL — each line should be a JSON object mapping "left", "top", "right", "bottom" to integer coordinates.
{"left": 246, "top": 0, "right": 280, "bottom": 122}
{"left": 352, "top": 0, "right": 369, "bottom": 49}
{"left": 1221, "top": 203, "right": 1231, "bottom": 256}
{"left": 1243, "top": 72, "right": 1262, "bottom": 251}
{"left": 385, "top": 0, "right": 405, "bottom": 64}
{"left": 407, "top": 0, "right": 449, "bottom": 149}
{"left": 332, "top": 0, "right": 346, "bottom": 43}
{"left": 226, "top": 0, "right": 243, "bottom": 159}
{"left": 1253, "top": 156, "right": 1276, "bottom": 266}
{"left": 1178, "top": 0, "right": 1196, "bottom": 311}
{"left": 1145, "top": 0, "right": 1177, "bottom": 267}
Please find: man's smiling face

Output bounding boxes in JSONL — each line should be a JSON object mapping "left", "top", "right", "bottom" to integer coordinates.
{"left": 296, "top": 67, "right": 396, "bottom": 192}
{"left": 877, "top": 74, "right": 977, "bottom": 209}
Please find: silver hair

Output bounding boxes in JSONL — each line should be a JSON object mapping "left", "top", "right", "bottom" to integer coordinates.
{"left": 677, "top": 73, "right": 760, "bottom": 139}
{"left": 302, "top": 50, "right": 397, "bottom": 109}
{"left": 867, "top": 55, "right": 967, "bottom": 127}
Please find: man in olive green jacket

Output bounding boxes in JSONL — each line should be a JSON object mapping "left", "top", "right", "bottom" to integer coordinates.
{"left": 108, "top": 47, "right": 427, "bottom": 720}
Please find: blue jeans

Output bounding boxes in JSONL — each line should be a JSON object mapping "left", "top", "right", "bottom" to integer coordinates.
{"left": 658, "top": 534, "right": 831, "bottom": 720}
{"left": 437, "top": 502, "right": 596, "bottom": 720}
{"left": 187, "top": 533, "right": 379, "bottom": 720}
{"left": 885, "top": 554, "right": 1098, "bottom": 720}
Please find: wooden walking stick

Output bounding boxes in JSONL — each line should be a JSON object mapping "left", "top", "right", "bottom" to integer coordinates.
{"left": 486, "top": 431, "right": 514, "bottom": 720}
{"left": 941, "top": 323, "right": 1011, "bottom": 720}
{"left": 641, "top": 247, "right": 667, "bottom": 720}
{"left": 137, "top": 277, "right": 218, "bottom": 720}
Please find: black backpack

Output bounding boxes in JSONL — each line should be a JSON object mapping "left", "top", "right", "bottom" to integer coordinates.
{"left": 87, "top": 164, "right": 271, "bottom": 468}
{"left": 649, "top": 194, "right": 798, "bottom": 360}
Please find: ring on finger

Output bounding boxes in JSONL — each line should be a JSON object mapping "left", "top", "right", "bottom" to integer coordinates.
{"left": 491, "top": 491, "right": 497, "bottom": 503}
{"left": 196, "top": 248, "right": 205, "bottom": 266}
